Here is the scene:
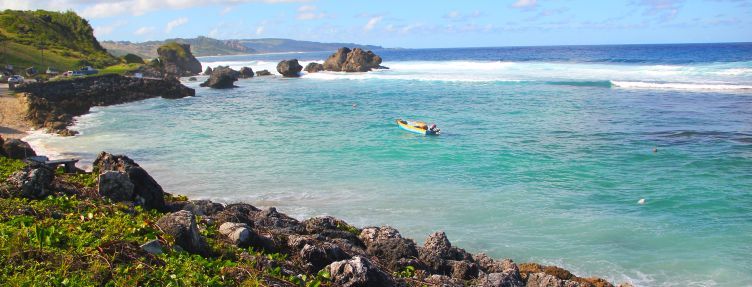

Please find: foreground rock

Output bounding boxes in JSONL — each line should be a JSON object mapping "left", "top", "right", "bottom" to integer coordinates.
{"left": 94, "top": 152, "right": 166, "bottom": 210}
{"left": 17, "top": 74, "right": 194, "bottom": 135}
{"left": 6, "top": 165, "right": 54, "bottom": 199}
{"left": 200, "top": 66, "right": 239, "bottom": 89}
{"left": 2, "top": 138, "right": 37, "bottom": 159}
{"left": 204, "top": 66, "right": 213, "bottom": 75}
{"left": 276, "top": 59, "right": 303, "bottom": 77}
{"left": 323, "top": 47, "right": 384, "bottom": 72}
{"left": 304, "top": 62, "right": 324, "bottom": 73}
{"left": 239, "top": 67, "right": 254, "bottom": 79}
{"left": 157, "top": 42, "right": 202, "bottom": 78}
{"left": 327, "top": 256, "right": 394, "bottom": 287}
{"left": 156, "top": 210, "right": 210, "bottom": 256}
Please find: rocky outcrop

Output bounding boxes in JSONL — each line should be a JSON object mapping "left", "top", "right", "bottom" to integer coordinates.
{"left": 256, "top": 70, "right": 272, "bottom": 76}
{"left": 93, "top": 152, "right": 166, "bottom": 211}
{"left": 323, "top": 47, "right": 384, "bottom": 72}
{"left": 276, "top": 59, "right": 303, "bottom": 77}
{"left": 17, "top": 74, "right": 194, "bottom": 135}
{"left": 6, "top": 165, "right": 54, "bottom": 199}
{"left": 156, "top": 210, "right": 210, "bottom": 256}
{"left": 359, "top": 226, "right": 420, "bottom": 270}
{"left": 2, "top": 138, "right": 37, "bottom": 159}
{"left": 305, "top": 62, "right": 324, "bottom": 73}
{"left": 157, "top": 42, "right": 202, "bottom": 78}
{"left": 98, "top": 171, "right": 134, "bottom": 202}
{"left": 200, "top": 66, "right": 239, "bottom": 89}
{"left": 204, "top": 66, "right": 213, "bottom": 75}
{"left": 239, "top": 67, "right": 254, "bottom": 79}
{"left": 327, "top": 256, "right": 394, "bottom": 287}
{"left": 419, "top": 231, "right": 475, "bottom": 278}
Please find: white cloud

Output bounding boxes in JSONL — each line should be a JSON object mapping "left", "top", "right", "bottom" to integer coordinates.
{"left": 512, "top": 0, "right": 537, "bottom": 9}
{"left": 134, "top": 26, "right": 155, "bottom": 36}
{"left": 443, "top": 10, "right": 483, "bottom": 21}
{"left": 296, "top": 5, "right": 327, "bottom": 20}
{"left": 363, "top": 16, "right": 382, "bottom": 31}
{"left": 165, "top": 17, "right": 189, "bottom": 33}
{"left": 256, "top": 25, "right": 265, "bottom": 35}
{"left": 94, "top": 20, "right": 128, "bottom": 37}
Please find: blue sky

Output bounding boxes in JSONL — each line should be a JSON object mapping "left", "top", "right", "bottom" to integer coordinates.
{"left": 2, "top": 0, "right": 751, "bottom": 47}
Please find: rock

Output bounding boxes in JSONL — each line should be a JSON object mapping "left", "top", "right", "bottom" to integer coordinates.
{"left": 478, "top": 271, "right": 525, "bottom": 287}
{"left": 253, "top": 207, "right": 304, "bottom": 234}
{"left": 300, "top": 242, "right": 350, "bottom": 273}
{"left": 0, "top": 136, "right": 5, "bottom": 157}
{"left": 140, "top": 239, "right": 163, "bottom": 255}
{"left": 219, "top": 222, "right": 253, "bottom": 246}
{"left": 359, "top": 226, "right": 420, "bottom": 270}
{"left": 157, "top": 42, "right": 202, "bottom": 77}
{"left": 204, "top": 66, "right": 213, "bottom": 75}
{"left": 156, "top": 210, "right": 209, "bottom": 256}
{"left": 418, "top": 231, "right": 474, "bottom": 275}
{"left": 327, "top": 256, "right": 394, "bottom": 287}
{"left": 425, "top": 275, "right": 465, "bottom": 287}
{"left": 98, "top": 171, "right": 134, "bottom": 202}
{"left": 255, "top": 70, "right": 272, "bottom": 76}
{"left": 200, "top": 66, "right": 239, "bottom": 89}
{"left": 94, "top": 152, "right": 166, "bottom": 210}
{"left": 2, "top": 138, "right": 37, "bottom": 159}
{"left": 323, "top": 47, "right": 383, "bottom": 72}
{"left": 305, "top": 62, "right": 324, "bottom": 73}
{"left": 6, "top": 166, "right": 54, "bottom": 199}
{"left": 239, "top": 67, "right": 254, "bottom": 79}
{"left": 276, "top": 59, "right": 303, "bottom": 77}
{"left": 448, "top": 260, "right": 478, "bottom": 280}
{"left": 525, "top": 272, "right": 564, "bottom": 287}
{"left": 181, "top": 199, "right": 224, "bottom": 216}
{"left": 617, "top": 283, "right": 634, "bottom": 287}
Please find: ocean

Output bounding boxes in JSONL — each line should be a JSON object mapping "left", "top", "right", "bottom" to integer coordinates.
{"left": 26, "top": 43, "right": 752, "bottom": 286}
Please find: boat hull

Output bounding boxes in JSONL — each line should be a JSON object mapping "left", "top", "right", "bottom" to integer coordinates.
{"left": 396, "top": 119, "right": 439, "bottom": 135}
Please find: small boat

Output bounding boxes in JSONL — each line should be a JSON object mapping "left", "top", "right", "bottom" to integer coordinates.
{"left": 396, "top": 119, "right": 441, "bottom": 135}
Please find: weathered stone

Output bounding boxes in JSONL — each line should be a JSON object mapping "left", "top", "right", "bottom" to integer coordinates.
{"left": 94, "top": 152, "right": 166, "bottom": 210}
{"left": 425, "top": 274, "right": 465, "bottom": 287}
{"left": 449, "top": 260, "right": 479, "bottom": 280}
{"left": 300, "top": 242, "right": 349, "bottom": 273}
{"left": 239, "top": 67, "right": 254, "bottom": 79}
{"left": 478, "top": 270, "right": 525, "bottom": 287}
{"left": 276, "top": 59, "right": 303, "bottom": 77}
{"left": 255, "top": 70, "right": 272, "bottom": 76}
{"left": 98, "top": 171, "right": 134, "bottom": 202}
{"left": 200, "top": 66, "right": 239, "bottom": 89}
{"left": 156, "top": 210, "right": 209, "bottom": 256}
{"left": 212, "top": 203, "right": 260, "bottom": 226}
{"left": 359, "top": 226, "right": 419, "bottom": 271}
{"left": 219, "top": 222, "right": 252, "bottom": 246}
{"left": 2, "top": 138, "right": 37, "bottom": 159}
{"left": 204, "top": 66, "right": 213, "bottom": 75}
{"left": 253, "top": 207, "right": 303, "bottom": 234}
{"left": 181, "top": 199, "right": 224, "bottom": 216}
{"left": 157, "top": 42, "right": 202, "bottom": 77}
{"left": 323, "top": 47, "right": 383, "bottom": 72}
{"left": 305, "top": 62, "right": 324, "bottom": 73}
{"left": 6, "top": 166, "right": 54, "bottom": 199}
{"left": 140, "top": 239, "right": 163, "bottom": 255}
{"left": 526, "top": 272, "right": 564, "bottom": 287}
{"left": 327, "top": 256, "right": 394, "bottom": 287}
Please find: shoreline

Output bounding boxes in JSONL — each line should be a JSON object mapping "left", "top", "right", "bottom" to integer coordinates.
{"left": 0, "top": 84, "right": 32, "bottom": 140}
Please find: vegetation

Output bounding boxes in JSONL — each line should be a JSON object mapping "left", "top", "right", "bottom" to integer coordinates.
{"left": 102, "top": 36, "right": 254, "bottom": 59}
{"left": 98, "top": 63, "right": 141, "bottom": 76}
{"left": 121, "top": 53, "right": 144, "bottom": 64}
{"left": 0, "top": 157, "right": 25, "bottom": 182}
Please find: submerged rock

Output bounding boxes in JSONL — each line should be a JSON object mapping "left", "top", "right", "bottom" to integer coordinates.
{"left": 276, "top": 59, "right": 303, "bottom": 77}
{"left": 200, "top": 66, "right": 239, "bottom": 89}
{"left": 156, "top": 210, "right": 209, "bottom": 256}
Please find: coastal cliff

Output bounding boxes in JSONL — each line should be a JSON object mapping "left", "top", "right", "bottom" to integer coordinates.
{"left": 15, "top": 74, "right": 194, "bottom": 135}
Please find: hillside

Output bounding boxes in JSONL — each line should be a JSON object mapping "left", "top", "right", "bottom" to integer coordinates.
{"left": 234, "top": 38, "right": 382, "bottom": 53}
{"left": 0, "top": 10, "right": 117, "bottom": 72}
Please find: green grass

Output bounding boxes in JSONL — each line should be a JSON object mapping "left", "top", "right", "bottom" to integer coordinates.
{"left": 98, "top": 63, "right": 142, "bottom": 75}
{"left": 0, "top": 157, "right": 25, "bottom": 183}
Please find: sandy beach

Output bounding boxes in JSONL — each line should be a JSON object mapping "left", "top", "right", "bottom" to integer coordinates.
{"left": 0, "top": 83, "right": 31, "bottom": 139}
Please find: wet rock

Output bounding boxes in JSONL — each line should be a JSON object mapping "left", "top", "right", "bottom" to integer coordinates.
{"left": 276, "top": 59, "right": 303, "bottom": 77}
{"left": 359, "top": 226, "right": 420, "bottom": 271}
{"left": 2, "top": 138, "right": 37, "bottom": 159}
{"left": 94, "top": 152, "right": 166, "bottom": 210}
{"left": 156, "top": 210, "right": 209, "bottom": 256}
{"left": 323, "top": 47, "right": 383, "bottom": 72}
{"left": 98, "top": 171, "right": 134, "bottom": 202}
{"left": 327, "top": 256, "right": 394, "bottom": 287}
{"left": 200, "top": 66, "right": 239, "bottom": 89}
{"left": 256, "top": 70, "right": 272, "bottom": 76}
{"left": 6, "top": 166, "right": 54, "bottom": 199}
{"left": 239, "top": 67, "right": 254, "bottom": 79}
{"left": 204, "top": 66, "right": 213, "bottom": 75}
{"left": 140, "top": 239, "right": 163, "bottom": 255}
{"left": 219, "top": 222, "right": 253, "bottom": 246}
{"left": 305, "top": 62, "right": 324, "bottom": 73}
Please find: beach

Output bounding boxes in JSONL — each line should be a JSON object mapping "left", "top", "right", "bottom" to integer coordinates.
{"left": 0, "top": 83, "right": 31, "bottom": 139}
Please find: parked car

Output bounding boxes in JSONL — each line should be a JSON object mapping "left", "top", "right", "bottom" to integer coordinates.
{"left": 79, "top": 66, "right": 98, "bottom": 75}
{"left": 7, "top": 75, "right": 24, "bottom": 84}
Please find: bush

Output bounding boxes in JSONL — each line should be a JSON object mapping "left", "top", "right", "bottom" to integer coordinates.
{"left": 122, "top": 53, "right": 144, "bottom": 64}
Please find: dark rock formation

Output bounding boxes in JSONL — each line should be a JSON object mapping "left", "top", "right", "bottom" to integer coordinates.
{"left": 418, "top": 231, "right": 476, "bottom": 279}
{"left": 327, "top": 256, "right": 394, "bottom": 287}
{"left": 204, "top": 66, "right": 213, "bottom": 75}
{"left": 93, "top": 152, "right": 166, "bottom": 211}
{"left": 6, "top": 165, "right": 54, "bottom": 199}
{"left": 323, "top": 47, "right": 383, "bottom": 72}
{"left": 2, "top": 138, "right": 37, "bottom": 159}
{"left": 179, "top": 200, "right": 225, "bottom": 216}
{"left": 17, "top": 74, "right": 194, "bottom": 135}
{"left": 200, "top": 66, "right": 239, "bottom": 89}
{"left": 255, "top": 70, "right": 272, "bottom": 76}
{"left": 156, "top": 210, "right": 209, "bottom": 256}
{"left": 98, "top": 171, "right": 134, "bottom": 202}
{"left": 239, "top": 67, "right": 254, "bottom": 79}
{"left": 212, "top": 203, "right": 260, "bottom": 226}
{"left": 157, "top": 42, "right": 202, "bottom": 78}
{"left": 359, "top": 226, "right": 420, "bottom": 271}
{"left": 304, "top": 62, "right": 324, "bottom": 73}
{"left": 276, "top": 59, "right": 303, "bottom": 77}
{"left": 0, "top": 136, "right": 5, "bottom": 157}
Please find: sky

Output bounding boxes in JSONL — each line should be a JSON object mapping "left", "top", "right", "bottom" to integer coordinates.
{"left": 1, "top": 0, "right": 751, "bottom": 48}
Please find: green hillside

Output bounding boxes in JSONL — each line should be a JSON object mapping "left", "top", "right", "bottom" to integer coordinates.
{"left": 102, "top": 36, "right": 254, "bottom": 58}
{"left": 0, "top": 9, "right": 117, "bottom": 72}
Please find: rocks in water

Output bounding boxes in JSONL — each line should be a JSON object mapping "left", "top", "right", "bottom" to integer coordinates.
{"left": 157, "top": 42, "right": 202, "bottom": 78}
{"left": 219, "top": 222, "right": 253, "bottom": 246}
{"left": 255, "top": 70, "right": 272, "bottom": 76}
{"left": 323, "top": 47, "right": 383, "bottom": 72}
{"left": 239, "top": 67, "right": 254, "bottom": 79}
{"left": 6, "top": 166, "right": 54, "bottom": 199}
{"left": 200, "top": 66, "right": 239, "bottom": 89}
{"left": 305, "top": 62, "right": 324, "bottom": 73}
{"left": 204, "top": 66, "right": 213, "bottom": 75}
{"left": 276, "top": 59, "right": 303, "bottom": 77}
{"left": 359, "top": 226, "right": 420, "bottom": 271}
{"left": 327, "top": 256, "right": 395, "bottom": 287}
{"left": 156, "top": 210, "right": 209, "bottom": 256}
{"left": 2, "top": 138, "right": 37, "bottom": 159}
{"left": 98, "top": 171, "right": 134, "bottom": 202}
{"left": 140, "top": 239, "right": 164, "bottom": 255}
{"left": 94, "top": 152, "right": 166, "bottom": 210}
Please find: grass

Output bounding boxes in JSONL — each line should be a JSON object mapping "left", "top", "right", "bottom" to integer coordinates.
{"left": 0, "top": 158, "right": 25, "bottom": 183}
{"left": 98, "top": 63, "right": 142, "bottom": 75}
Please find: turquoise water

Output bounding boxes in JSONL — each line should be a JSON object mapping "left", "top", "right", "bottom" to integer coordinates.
{"left": 27, "top": 45, "right": 752, "bottom": 286}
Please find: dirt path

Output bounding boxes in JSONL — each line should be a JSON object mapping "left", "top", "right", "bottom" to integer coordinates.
{"left": 0, "top": 83, "right": 31, "bottom": 139}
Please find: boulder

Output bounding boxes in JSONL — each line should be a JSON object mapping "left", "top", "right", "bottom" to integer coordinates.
{"left": 219, "top": 222, "right": 253, "bottom": 246}
{"left": 255, "top": 70, "right": 272, "bottom": 76}
{"left": 299, "top": 242, "right": 350, "bottom": 273}
{"left": 204, "top": 66, "right": 213, "bottom": 75}
{"left": 323, "top": 47, "right": 383, "bottom": 72}
{"left": 239, "top": 67, "right": 254, "bottom": 79}
{"left": 305, "top": 62, "right": 324, "bottom": 73}
{"left": 276, "top": 59, "right": 303, "bottom": 77}
{"left": 253, "top": 207, "right": 304, "bottom": 234}
{"left": 525, "top": 272, "right": 564, "bottom": 287}
{"left": 418, "top": 231, "right": 474, "bottom": 276}
{"left": 323, "top": 47, "right": 351, "bottom": 71}
{"left": 212, "top": 203, "right": 260, "bottom": 226}
{"left": 157, "top": 42, "right": 202, "bottom": 77}
{"left": 2, "top": 138, "right": 37, "bottom": 159}
{"left": 6, "top": 166, "right": 54, "bottom": 199}
{"left": 140, "top": 239, "right": 163, "bottom": 255}
{"left": 359, "top": 226, "right": 420, "bottom": 270}
{"left": 156, "top": 210, "right": 209, "bottom": 256}
{"left": 327, "top": 256, "right": 394, "bottom": 287}
{"left": 93, "top": 152, "right": 166, "bottom": 210}
{"left": 200, "top": 66, "right": 239, "bottom": 89}
{"left": 478, "top": 271, "right": 525, "bottom": 287}
{"left": 180, "top": 199, "right": 224, "bottom": 216}
{"left": 98, "top": 171, "right": 134, "bottom": 202}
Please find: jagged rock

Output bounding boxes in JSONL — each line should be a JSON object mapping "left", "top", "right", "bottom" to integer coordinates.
{"left": 140, "top": 239, "right": 163, "bottom": 255}
{"left": 276, "top": 59, "right": 303, "bottom": 77}
{"left": 323, "top": 47, "right": 383, "bottom": 72}
{"left": 156, "top": 210, "right": 209, "bottom": 256}
{"left": 180, "top": 199, "right": 224, "bottom": 216}
{"left": 418, "top": 231, "right": 474, "bottom": 276}
{"left": 525, "top": 272, "right": 564, "bottom": 287}
{"left": 98, "top": 171, "right": 134, "bottom": 202}
{"left": 219, "top": 222, "right": 253, "bottom": 246}
{"left": 200, "top": 66, "right": 239, "bottom": 89}
{"left": 359, "top": 226, "right": 420, "bottom": 271}
{"left": 6, "top": 166, "right": 54, "bottom": 199}
{"left": 300, "top": 242, "right": 350, "bottom": 273}
{"left": 327, "top": 256, "right": 394, "bottom": 287}
{"left": 478, "top": 271, "right": 525, "bottom": 287}
{"left": 2, "top": 138, "right": 37, "bottom": 159}
{"left": 449, "top": 260, "right": 479, "bottom": 280}
{"left": 204, "top": 66, "right": 213, "bottom": 75}
{"left": 157, "top": 42, "right": 202, "bottom": 77}
{"left": 239, "top": 67, "right": 254, "bottom": 79}
{"left": 255, "top": 70, "right": 272, "bottom": 76}
{"left": 323, "top": 47, "right": 351, "bottom": 71}
{"left": 425, "top": 274, "right": 465, "bottom": 287}
{"left": 253, "top": 207, "right": 304, "bottom": 234}
{"left": 212, "top": 203, "right": 260, "bottom": 226}
{"left": 94, "top": 152, "right": 166, "bottom": 210}
{"left": 305, "top": 62, "right": 324, "bottom": 73}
